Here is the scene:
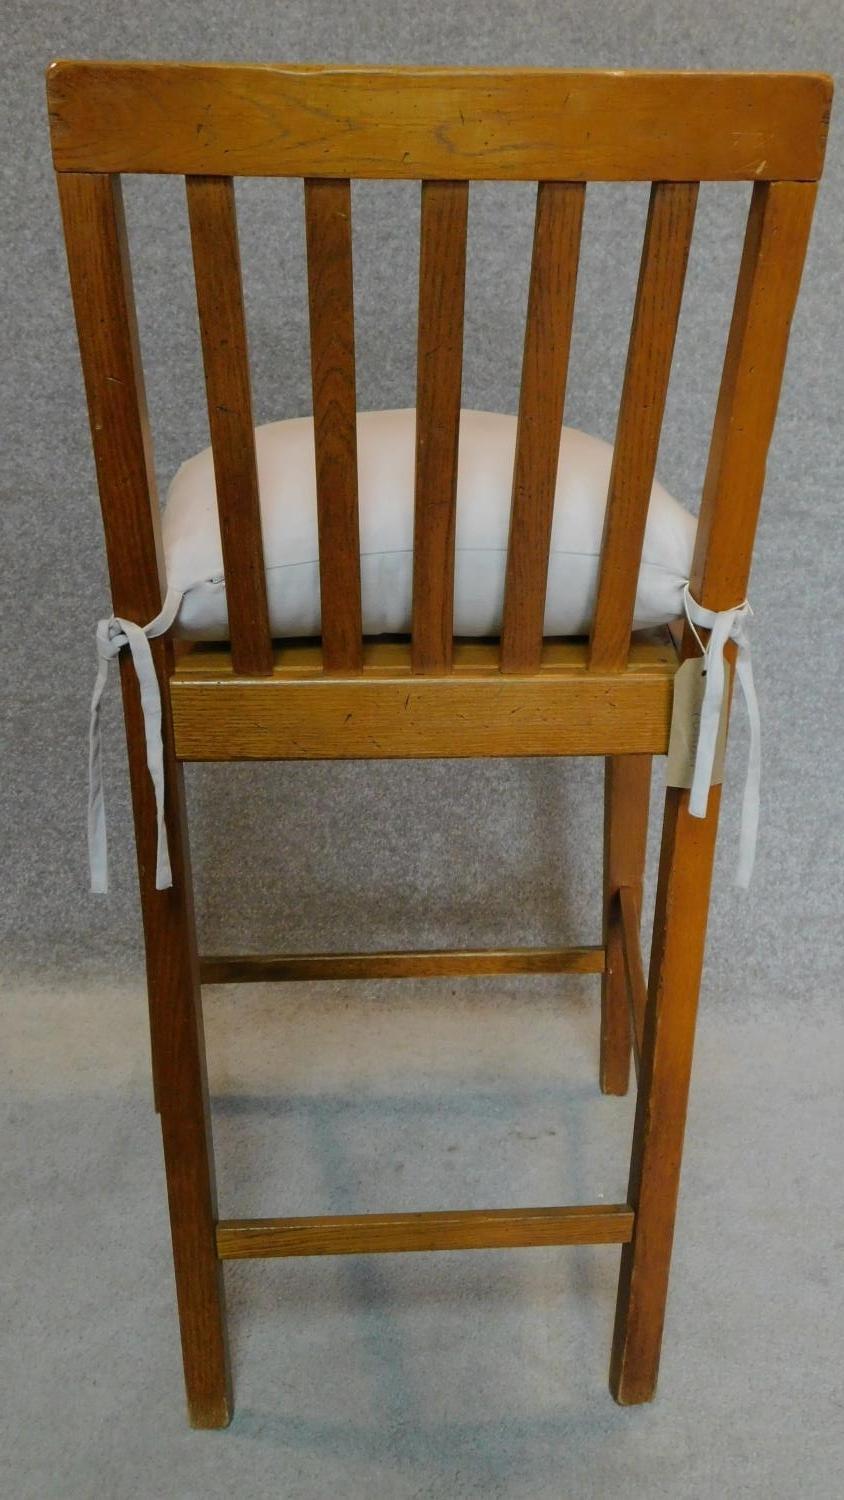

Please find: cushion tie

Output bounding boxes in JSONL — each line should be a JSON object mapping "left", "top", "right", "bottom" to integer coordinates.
{"left": 682, "top": 585, "right": 760, "bottom": 888}
{"left": 87, "top": 582, "right": 759, "bottom": 890}
{"left": 89, "top": 588, "right": 183, "bottom": 894}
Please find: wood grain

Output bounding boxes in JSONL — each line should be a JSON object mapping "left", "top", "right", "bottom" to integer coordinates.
{"left": 199, "top": 945, "right": 605, "bottom": 984}
{"left": 122, "top": 650, "right": 232, "bottom": 1428}
{"left": 691, "top": 180, "right": 818, "bottom": 612}
{"left": 589, "top": 182, "right": 698, "bottom": 672}
{"left": 56, "top": 173, "right": 166, "bottom": 622}
{"left": 57, "top": 171, "right": 231, "bottom": 1429}
{"left": 500, "top": 182, "right": 585, "bottom": 672}
{"left": 412, "top": 180, "right": 469, "bottom": 673}
{"left": 610, "top": 176, "right": 822, "bottom": 1409}
{"left": 601, "top": 755, "right": 651, "bottom": 1095}
{"left": 304, "top": 178, "right": 362, "bottom": 671}
{"left": 48, "top": 63, "right": 833, "bottom": 181}
{"left": 170, "top": 662, "right": 676, "bottom": 761}
{"left": 175, "top": 634, "right": 679, "bottom": 678}
{"left": 186, "top": 175, "right": 272, "bottom": 675}
{"left": 619, "top": 883, "right": 648, "bottom": 1080}
{"left": 217, "top": 1205, "right": 635, "bottom": 1259}
{"left": 51, "top": 58, "right": 828, "bottom": 1422}
{"left": 610, "top": 783, "right": 722, "bottom": 1405}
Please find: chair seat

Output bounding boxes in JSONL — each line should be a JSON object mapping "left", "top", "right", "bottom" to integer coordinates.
{"left": 169, "top": 631, "right": 681, "bottom": 761}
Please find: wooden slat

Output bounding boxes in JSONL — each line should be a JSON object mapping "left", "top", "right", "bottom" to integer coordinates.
{"left": 217, "top": 1204, "right": 635, "bottom": 1259}
{"left": 500, "top": 182, "right": 585, "bottom": 672}
{"left": 411, "top": 180, "right": 469, "bottom": 674}
{"left": 186, "top": 175, "right": 272, "bottom": 675}
{"left": 304, "top": 178, "right": 362, "bottom": 672}
{"left": 200, "top": 944, "right": 605, "bottom": 984}
{"left": 619, "top": 884, "right": 648, "bottom": 1080}
{"left": 170, "top": 660, "right": 676, "bottom": 761}
{"left": 691, "top": 180, "right": 819, "bottom": 612}
{"left": 589, "top": 182, "right": 698, "bottom": 672}
{"left": 48, "top": 63, "right": 833, "bottom": 182}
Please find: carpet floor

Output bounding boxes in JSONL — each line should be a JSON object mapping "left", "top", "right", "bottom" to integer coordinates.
{"left": 3, "top": 972, "right": 842, "bottom": 1498}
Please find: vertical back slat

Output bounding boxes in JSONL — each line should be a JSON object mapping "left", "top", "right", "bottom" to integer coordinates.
{"left": 304, "top": 178, "right": 363, "bottom": 672}
{"left": 691, "top": 180, "right": 817, "bottom": 611}
{"left": 186, "top": 175, "right": 273, "bottom": 675}
{"left": 588, "top": 181, "right": 698, "bottom": 671}
{"left": 57, "top": 173, "right": 165, "bottom": 622}
{"left": 412, "top": 179, "right": 469, "bottom": 674}
{"left": 500, "top": 181, "right": 585, "bottom": 672}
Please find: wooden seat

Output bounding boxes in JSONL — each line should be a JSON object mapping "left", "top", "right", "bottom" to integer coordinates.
{"left": 170, "top": 633, "right": 680, "bottom": 759}
{"left": 48, "top": 59, "right": 831, "bottom": 1427}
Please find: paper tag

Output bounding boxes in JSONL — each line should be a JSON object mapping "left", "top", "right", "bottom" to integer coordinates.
{"left": 666, "top": 658, "right": 730, "bottom": 789}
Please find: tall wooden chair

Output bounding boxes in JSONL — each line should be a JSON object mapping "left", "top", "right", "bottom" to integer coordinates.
{"left": 48, "top": 61, "right": 831, "bottom": 1427}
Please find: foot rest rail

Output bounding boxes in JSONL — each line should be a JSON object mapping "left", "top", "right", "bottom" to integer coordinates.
{"left": 217, "top": 1204, "right": 634, "bottom": 1258}
{"left": 201, "top": 945, "right": 605, "bottom": 985}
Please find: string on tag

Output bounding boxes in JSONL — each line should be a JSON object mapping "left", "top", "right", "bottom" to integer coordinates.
{"left": 682, "top": 584, "right": 760, "bottom": 888}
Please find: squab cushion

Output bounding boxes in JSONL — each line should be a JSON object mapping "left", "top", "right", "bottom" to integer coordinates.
{"left": 162, "top": 408, "right": 696, "bottom": 639}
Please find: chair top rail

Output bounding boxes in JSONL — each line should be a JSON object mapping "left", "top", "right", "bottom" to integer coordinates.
{"left": 47, "top": 62, "right": 832, "bottom": 181}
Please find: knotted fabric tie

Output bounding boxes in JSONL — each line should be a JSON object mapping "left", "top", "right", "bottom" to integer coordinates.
{"left": 88, "top": 585, "right": 760, "bottom": 893}
{"left": 88, "top": 587, "right": 183, "bottom": 894}
{"left": 682, "top": 585, "right": 760, "bottom": 889}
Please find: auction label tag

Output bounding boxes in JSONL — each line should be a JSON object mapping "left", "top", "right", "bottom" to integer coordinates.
{"left": 666, "top": 658, "right": 730, "bottom": 789}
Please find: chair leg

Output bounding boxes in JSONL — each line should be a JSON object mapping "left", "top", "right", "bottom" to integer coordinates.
{"left": 601, "top": 755, "right": 651, "bottom": 1095}
{"left": 121, "top": 646, "right": 232, "bottom": 1429}
{"left": 610, "top": 782, "right": 721, "bottom": 1404}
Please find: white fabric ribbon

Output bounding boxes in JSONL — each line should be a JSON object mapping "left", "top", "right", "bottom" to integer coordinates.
{"left": 87, "top": 582, "right": 760, "bottom": 894}
{"left": 682, "top": 585, "right": 760, "bottom": 889}
{"left": 88, "top": 587, "right": 183, "bottom": 894}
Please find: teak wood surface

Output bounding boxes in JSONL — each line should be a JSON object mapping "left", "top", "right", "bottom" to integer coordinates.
{"left": 169, "top": 639, "right": 677, "bottom": 759}
{"left": 304, "top": 177, "right": 363, "bottom": 672}
{"left": 47, "top": 62, "right": 832, "bottom": 180}
{"left": 411, "top": 179, "right": 469, "bottom": 672}
{"left": 588, "top": 182, "right": 698, "bottom": 671}
{"left": 601, "top": 756, "right": 651, "bottom": 1095}
{"left": 49, "top": 59, "right": 831, "bottom": 1428}
{"left": 199, "top": 944, "right": 605, "bottom": 985}
{"left": 500, "top": 180, "right": 584, "bottom": 672}
{"left": 217, "top": 1205, "right": 635, "bottom": 1259}
{"left": 186, "top": 176, "right": 273, "bottom": 675}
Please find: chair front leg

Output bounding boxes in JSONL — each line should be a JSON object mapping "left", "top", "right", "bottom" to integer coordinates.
{"left": 601, "top": 754, "right": 651, "bottom": 1095}
{"left": 610, "top": 781, "right": 721, "bottom": 1404}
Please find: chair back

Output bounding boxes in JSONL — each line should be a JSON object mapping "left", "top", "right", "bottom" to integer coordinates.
{"left": 49, "top": 63, "right": 830, "bottom": 676}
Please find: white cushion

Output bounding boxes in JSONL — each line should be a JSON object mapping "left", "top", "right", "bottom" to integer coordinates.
{"left": 163, "top": 408, "right": 696, "bottom": 640}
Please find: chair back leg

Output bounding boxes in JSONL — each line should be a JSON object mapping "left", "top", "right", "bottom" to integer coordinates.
{"left": 610, "top": 780, "right": 722, "bottom": 1403}
{"left": 123, "top": 641, "right": 232, "bottom": 1429}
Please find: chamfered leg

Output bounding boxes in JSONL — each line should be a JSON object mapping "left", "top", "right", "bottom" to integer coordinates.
{"left": 601, "top": 754, "right": 652, "bottom": 1095}
{"left": 122, "top": 641, "right": 232, "bottom": 1429}
{"left": 610, "top": 781, "right": 721, "bottom": 1404}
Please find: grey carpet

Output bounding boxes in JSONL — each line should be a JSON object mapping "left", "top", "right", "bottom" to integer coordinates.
{"left": 5, "top": 978, "right": 843, "bottom": 1498}
{"left": 2, "top": 1, "right": 843, "bottom": 1495}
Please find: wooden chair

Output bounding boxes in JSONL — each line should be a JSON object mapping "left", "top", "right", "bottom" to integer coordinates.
{"left": 48, "top": 61, "right": 831, "bottom": 1427}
